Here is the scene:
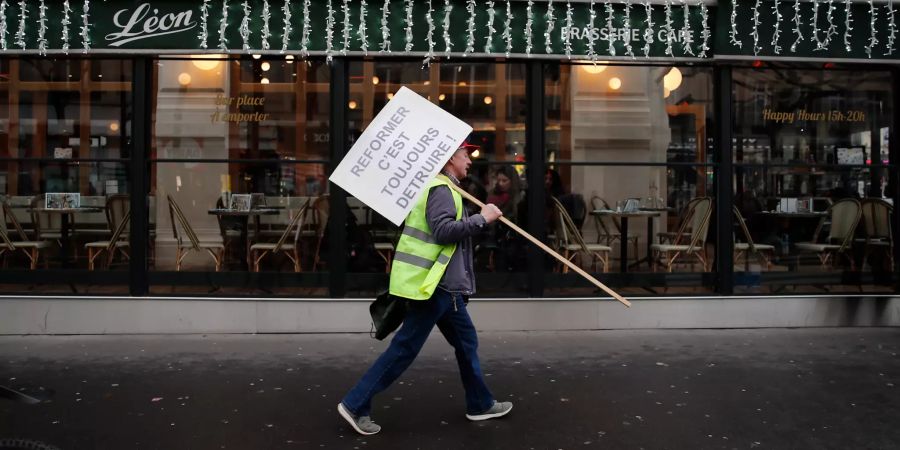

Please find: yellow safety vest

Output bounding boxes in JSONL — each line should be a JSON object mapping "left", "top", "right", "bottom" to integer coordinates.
{"left": 389, "top": 174, "right": 463, "bottom": 300}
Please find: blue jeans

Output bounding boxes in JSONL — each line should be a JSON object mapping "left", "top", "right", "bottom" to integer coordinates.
{"left": 342, "top": 289, "right": 495, "bottom": 416}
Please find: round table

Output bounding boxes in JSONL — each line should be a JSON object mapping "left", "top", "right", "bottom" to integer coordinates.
{"left": 208, "top": 208, "right": 283, "bottom": 270}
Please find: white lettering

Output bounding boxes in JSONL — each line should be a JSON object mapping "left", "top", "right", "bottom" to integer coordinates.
{"left": 105, "top": 3, "right": 196, "bottom": 47}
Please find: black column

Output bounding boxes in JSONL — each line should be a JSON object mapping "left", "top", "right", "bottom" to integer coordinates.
{"left": 328, "top": 59, "right": 349, "bottom": 297}
{"left": 892, "top": 67, "right": 900, "bottom": 290}
{"left": 525, "top": 61, "right": 546, "bottom": 298}
{"left": 714, "top": 66, "right": 734, "bottom": 295}
{"left": 129, "top": 57, "right": 152, "bottom": 296}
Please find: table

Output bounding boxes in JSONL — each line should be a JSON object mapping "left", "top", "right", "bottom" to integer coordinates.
{"left": 208, "top": 208, "right": 282, "bottom": 270}
{"left": 590, "top": 209, "right": 663, "bottom": 272}
{"left": 30, "top": 207, "right": 104, "bottom": 265}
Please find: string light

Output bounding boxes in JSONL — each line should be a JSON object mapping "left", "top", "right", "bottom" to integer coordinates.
{"left": 37, "top": 0, "right": 48, "bottom": 55}
{"left": 326, "top": 0, "right": 334, "bottom": 61}
{"left": 752, "top": 0, "right": 761, "bottom": 55}
{"left": 664, "top": 0, "right": 674, "bottom": 56}
{"left": 887, "top": 0, "right": 897, "bottom": 55}
{"left": 503, "top": 0, "right": 512, "bottom": 57}
{"left": 261, "top": 0, "right": 271, "bottom": 51}
{"left": 239, "top": 0, "right": 251, "bottom": 51}
{"left": 605, "top": 2, "right": 615, "bottom": 56}
{"left": 642, "top": 0, "right": 654, "bottom": 58}
{"left": 442, "top": 0, "right": 452, "bottom": 57}
{"left": 465, "top": 0, "right": 476, "bottom": 56}
{"left": 0, "top": 0, "right": 7, "bottom": 51}
{"left": 359, "top": 0, "right": 368, "bottom": 54}
{"left": 682, "top": 0, "right": 694, "bottom": 56}
{"left": 586, "top": 0, "right": 597, "bottom": 61}
{"left": 564, "top": 1, "right": 573, "bottom": 58}
{"left": 866, "top": 0, "right": 879, "bottom": 58}
{"left": 80, "top": 0, "right": 90, "bottom": 52}
{"left": 844, "top": 0, "right": 853, "bottom": 52}
{"left": 15, "top": 0, "right": 26, "bottom": 50}
{"left": 699, "top": 1, "right": 710, "bottom": 58}
{"left": 281, "top": 0, "right": 292, "bottom": 53}
{"left": 729, "top": 0, "right": 742, "bottom": 48}
{"left": 771, "top": 0, "right": 782, "bottom": 54}
{"left": 301, "top": 0, "right": 311, "bottom": 57}
{"left": 380, "top": 0, "right": 390, "bottom": 53}
{"left": 485, "top": 1, "right": 496, "bottom": 54}
{"left": 404, "top": 0, "right": 413, "bottom": 52}
{"left": 791, "top": 0, "right": 802, "bottom": 53}
{"left": 218, "top": 0, "right": 228, "bottom": 51}
{"left": 424, "top": 0, "right": 434, "bottom": 64}
{"left": 624, "top": 1, "right": 634, "bottom": 58}
{"left": 341, "top": 0, "right": 350, "bottom": 55}
{"left": 199, "top": 0, "right": 210, "bottom": 49}
{"left": 544, "top": 0, "right": 555, "bottom": 55}
{"left": 525, "top": 0, "right": 534, "bottom": 55}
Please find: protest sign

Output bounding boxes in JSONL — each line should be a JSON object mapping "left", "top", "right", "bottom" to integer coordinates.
{"left": 330, "top": 87, "right": 473, "bottom": 226}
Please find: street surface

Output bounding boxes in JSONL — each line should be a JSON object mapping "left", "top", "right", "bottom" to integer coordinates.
{"left": 1, "top": 328, "right": 898, "bottom": 449}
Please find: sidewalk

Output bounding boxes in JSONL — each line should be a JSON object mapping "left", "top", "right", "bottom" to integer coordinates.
{"left": 1, "top": 328, "right": 898, "bottom": 449}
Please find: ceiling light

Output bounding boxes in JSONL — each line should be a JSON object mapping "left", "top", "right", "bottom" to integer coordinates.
{"left": 261, "top": 61, "right": 271, "bottom": 72}
{"left": 372, "top": 76, "right": 380, "bottom": 85}
{"left": 252, "top": 54, "right": 262, "bottom": 60}
{"left": 191, "top": 54, "right": 222, "bottom": 71}
{"left": 483, "top": 95, "right": 493, "bottom": 105}
{"left": 438, "top": 93, "right": 446, "bottom": 101}
{"left": 663, "top": 67, "right": 683, "bottom": 91}
{"left": 349, "top": 100, "right": 358, "bottom": 109}
{"left": 608, "top": 77, "right": 622, "bottom": 90}
{"left": 260, "top": 77, "right": 270, "bottom": 84}
{"left": 177, "top": 72, "right": 192, "bottom": 86}
{"left": 580, "top": 61, "right": 608, "bottom": 74}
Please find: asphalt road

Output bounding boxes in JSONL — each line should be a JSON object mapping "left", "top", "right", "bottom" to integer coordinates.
{"left": 1, "top": 328, "right": 898, "bottom": 450}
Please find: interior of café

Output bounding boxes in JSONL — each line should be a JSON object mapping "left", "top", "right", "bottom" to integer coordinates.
{"left": 0, "top": 55, "right": 895, "bottom": 297}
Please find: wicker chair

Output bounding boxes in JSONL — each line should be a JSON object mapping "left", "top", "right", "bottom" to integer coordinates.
{"left": 167, "top": 194, "right": 225, "bottom": 271}
{"left": 795, "top": 198, "right": 862, "bottom": 270}
{"left": 650, "top": 197, "right": 713, "bottom": 272}
{"left": 249, "top": 200, "right": 310, "bottom": 272}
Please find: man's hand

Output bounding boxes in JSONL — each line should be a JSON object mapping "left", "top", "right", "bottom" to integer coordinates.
{"left": 480, "top": 204, "right": 503, "bottom": 224}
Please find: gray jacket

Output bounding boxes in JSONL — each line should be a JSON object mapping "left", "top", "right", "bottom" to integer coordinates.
{"left": 425, "top": 177, "right": 486, "bottom": 296}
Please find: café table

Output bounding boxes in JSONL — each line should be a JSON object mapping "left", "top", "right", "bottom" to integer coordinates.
{"left": 208, "top": 207, "right": 283, "bottom": 270}
{"left": 590, "top": 209, "right": 664, "bottom": 272}
{"left": 29, "top": 206, "right": 104, "bottom": 265}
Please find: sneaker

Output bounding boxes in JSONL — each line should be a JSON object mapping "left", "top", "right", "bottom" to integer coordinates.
{"left": 465, "top": 401, "right": 513, "bottom": 421}
{"left": 337, "top": 403, "right": 381, "bottom": 435}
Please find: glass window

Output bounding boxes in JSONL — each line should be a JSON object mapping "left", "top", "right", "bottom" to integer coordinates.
{"left": 0, "top": 58, "right": 132, "bottom": 294}
{"left": 148, "top": 56, "right": 330, "bottom": 296}
{"left": 733, "top": 67, "right": 895, "bottom": 293}
{"left": 345, "top": 61, "right": 529, "bottom": 297}
{"left": 544, "top": 63, "right": 717, "bottom": 297}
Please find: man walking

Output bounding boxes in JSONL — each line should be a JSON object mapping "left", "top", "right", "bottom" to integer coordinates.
{"left": 338, "top": 145, "right": 512, "bottom": 435}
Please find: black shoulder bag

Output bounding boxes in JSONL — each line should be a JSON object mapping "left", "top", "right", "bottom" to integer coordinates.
{"left": 369, "top": 291, "right": 407, "bottom": 340}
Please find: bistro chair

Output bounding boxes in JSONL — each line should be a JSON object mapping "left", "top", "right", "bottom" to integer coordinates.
{"left": 85, "top": 211, "right": 131, "bottom": 270}
{"left": 306, "top": 194, "right": 330, "bottom": 271}
{"left": 650, "top": 197, "right": 712, "bottom": 272}
{"left": 29, "top": 195, "right": 64, "bottom": 243}
{"left": 167, "top": 194, "right": 225, "bottom": 271}
{"left": 552, "top": 197, "right": 611, "bottom": 273}
{"left": 795, "top": 198, "right": 861, "bottom": 271}
{"left": 858, "top": 198, "right": 893, "bottom": 271}
{"left": 249, "top": 200, "right": 310, "bottom": 272}
{"left": 732, "top": 205, "right": 775, "bottom": 271}
{"left": 657, "top": 197, "right": 703, "bottom": 245}
{"left": 589, "top": 195, "right": 639, "bottom": 264}
{"left": 0, "top": 201, "right": 52, "bottom": 269}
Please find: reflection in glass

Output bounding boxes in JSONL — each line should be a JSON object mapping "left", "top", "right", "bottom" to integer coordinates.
{"left": 732, "top": 68, "right": 895, "bottom": 293}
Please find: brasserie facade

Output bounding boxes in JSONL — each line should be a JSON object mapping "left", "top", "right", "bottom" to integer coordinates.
{"left": 1, "top": 0, "right": 898, "bottom": 333}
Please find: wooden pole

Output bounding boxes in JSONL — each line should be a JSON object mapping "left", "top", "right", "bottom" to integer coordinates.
{"left": 448, "top": 183, "right": 631, "bottom": 307}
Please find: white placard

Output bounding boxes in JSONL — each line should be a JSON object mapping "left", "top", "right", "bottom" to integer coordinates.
{"left": 330, "top": 86, "right": 473, "bottom": 225}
